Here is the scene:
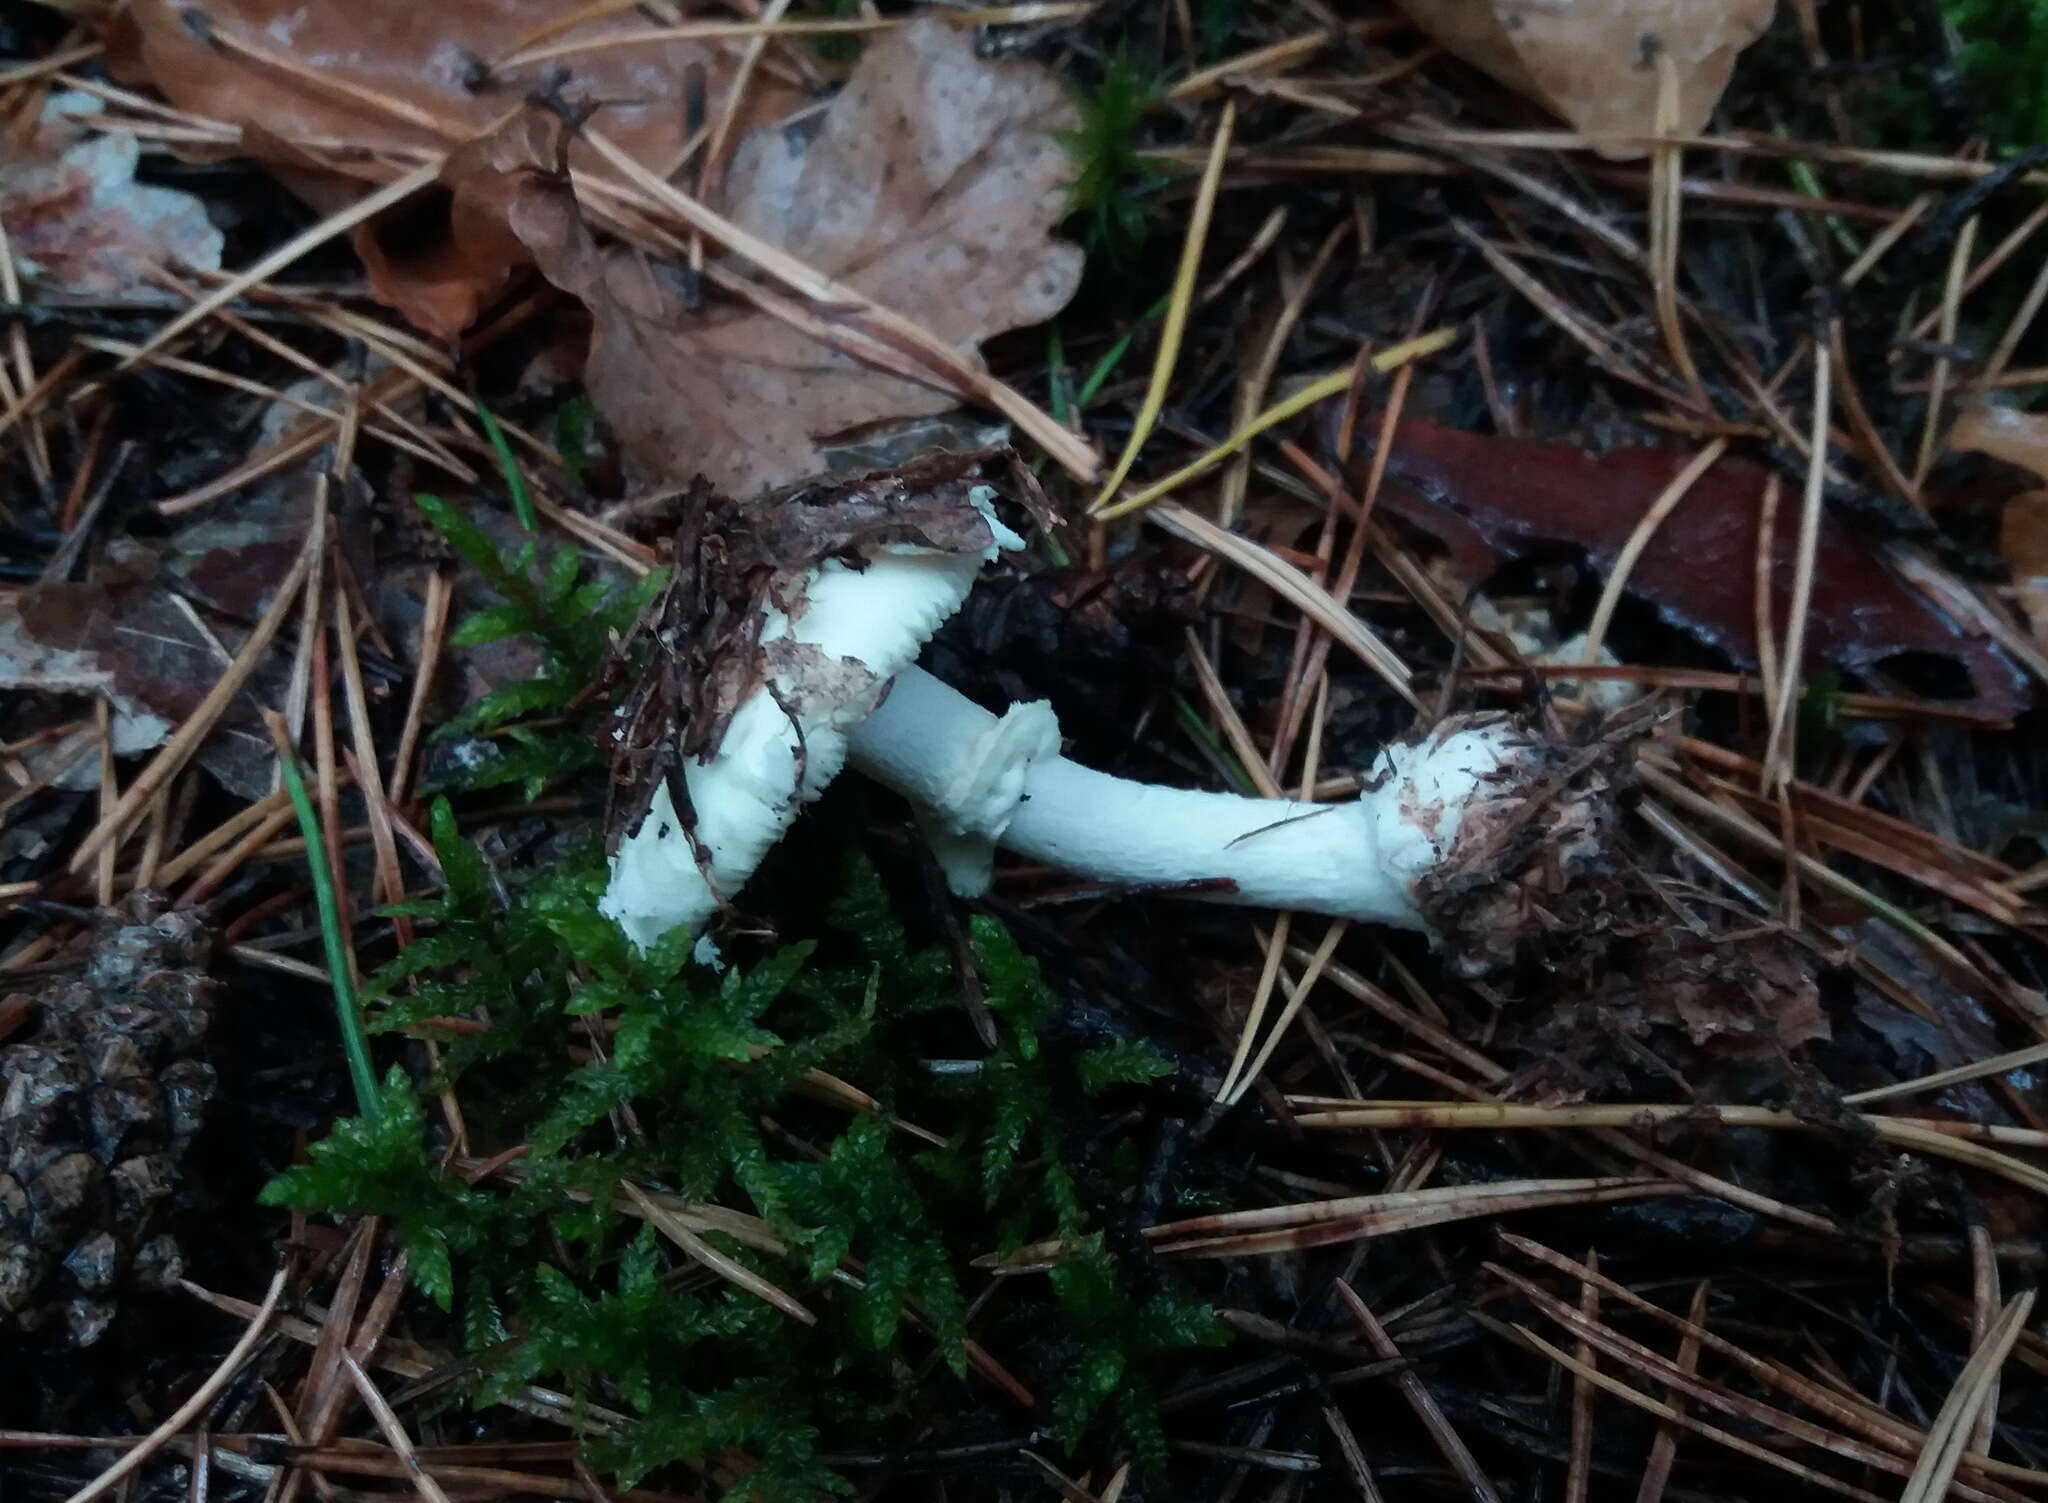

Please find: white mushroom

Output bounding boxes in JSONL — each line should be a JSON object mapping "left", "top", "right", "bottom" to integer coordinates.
{"left": 603, "top": 469, "right": 1604, "bottom": 957}
{"left": 600, "top": 481, "right": 1022, "bottom": 949}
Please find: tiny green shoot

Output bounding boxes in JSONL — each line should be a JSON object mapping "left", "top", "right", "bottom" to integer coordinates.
{"left": 263, "top": 710, "right": 379, "bottom": 1117}
{"left": 1171, "top": 690, "right": 1258, "bottom": 797}
{"left": 472, "top": 395, "right": 538, "bottom": 533}
{"left": 1060, "top": 51, "right": 1169, "bottom": 261}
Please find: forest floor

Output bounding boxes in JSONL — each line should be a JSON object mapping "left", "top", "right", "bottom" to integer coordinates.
{"left": 6, "top": 3, "right": 2048, "bottom": 1500}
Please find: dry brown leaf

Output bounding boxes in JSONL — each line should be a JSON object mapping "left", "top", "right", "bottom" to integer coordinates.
{"left": 477, "top": 18, "right": 1083, "bottom": 498}
{"left": 1, "top": 92, "right": 222, "bottom": 296}
{"left": 2003, "top": 492, "right": 2048, "bottom": 645}
{"left": 1395, "top": 0, "right": 1776, "bottom": 154}
{"left": 1950, "top": 405, "right": 2048, "bottom": 644}
{"left": 112, "top": 0, "right": 802, "bottom": 337}
{"left": 1950, "top": 402, "right": 2048, "bottom": 482}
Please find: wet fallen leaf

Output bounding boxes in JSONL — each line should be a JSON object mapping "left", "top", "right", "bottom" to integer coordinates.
{"left": 1, "top": 92, "right": 222, "bottom": 297}
{"left": 1341, "top": 417, "right": 2028, "bottom": 716}
{"left": 111, "top": 0, "right": 802, "bottom": 338}
{"left": 0, "top": 492, "right": 311, "bottom": 799}
{"left": 1395, "top": 0, "right": 1775, "bottom": 153}
{"left": 474, "top": 18, "right": 1083, "bottom": 498}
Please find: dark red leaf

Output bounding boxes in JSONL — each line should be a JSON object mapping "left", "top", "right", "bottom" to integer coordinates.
{"left": 1342, "top": 418, "right": 2028, "bottom": 717}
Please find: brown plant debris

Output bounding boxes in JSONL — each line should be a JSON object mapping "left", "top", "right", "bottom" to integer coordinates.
{"left": 1393, "top": 0, "right": 1777, "bottom": 151}
{"left": 0, "top": 511, "right": 308, "bottom": 799}
{"left": 110, "top": 0, "right": 801, "bottom": 338}
{"left": 1343, "top": 416, "right": 2030, "bottom": 716}
{"left": 0, "top": 91, "right": 223, "bottom": 298}
{"left": 1951, "top": 404, "right": 2048, "bottom": 645}
{"left": 455, "top": 19, "right": 1083, "bottom": 498}
{"left": 1416, "top": 698, "right": 1649, "bottom": 979}
{"left": 1521, "top": 927, "right": 1829, "bottom": 1102}
{"left": 2002, "top": 491, "right": 2048, "bottom": 644}
{"left": 606, "top": 450, "right": 1008, "bottom": 858}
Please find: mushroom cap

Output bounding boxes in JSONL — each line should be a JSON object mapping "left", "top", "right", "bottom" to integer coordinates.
{"left": 601, "top": 474, "right": 1022, "bottom": 951}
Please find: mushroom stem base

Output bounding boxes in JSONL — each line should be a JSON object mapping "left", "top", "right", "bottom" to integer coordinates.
{"left": 849, "top": 666, "right": 1593, "bottom": 937}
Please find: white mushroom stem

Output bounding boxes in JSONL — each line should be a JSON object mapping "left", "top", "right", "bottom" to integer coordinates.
{"left": 850, "top": 666, "right": 1528, "bottom": 931}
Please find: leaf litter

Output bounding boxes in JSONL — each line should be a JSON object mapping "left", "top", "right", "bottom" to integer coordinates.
{"left": 110, "top": 0, "right": 804, "bottom": 338}
{"left": 1341, "top": 415, "right": 2032, "bottom": 717}
{"left": 0, "top": 91, "right": 222, "bottom": 297}
{"left": 0, "top": 417, "right": 320, "bottom": 798}
{"left": 1951, "top": 403, "right": 2048, "bottom": 644}
{"left": 113, "top": 6, "right": 1084, "bottom": 498}
{"left": 447, "top": 19, "right": 1083, "bottom": 497}
{"left": 13, "top": 1, "right": 2048, "bottom": 1499}
{"left": 1391, "top": 0, "right": 1776, "bottom": 151}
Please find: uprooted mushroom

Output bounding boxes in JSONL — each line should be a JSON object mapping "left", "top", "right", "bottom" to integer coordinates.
{"left": 601, "top": 454, "right": 1627, "bottom": 970}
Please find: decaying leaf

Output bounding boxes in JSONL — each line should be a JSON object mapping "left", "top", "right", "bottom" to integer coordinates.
{"left": 111, "top": 0, "right": 801, "bottom": 338}
{"left": 1513, "top": 923, "right": 1828, "bottom": 1102}
{"left": 1395, "top": 0, "right": 1776, "bottom": 153}
{"left": 471, "top": 19, "right": 1082, "bottom": 498}
{"left": 0, "top": 92, "right": 222, "bottom": 297}
{"left": 0, "top": 491, "right": 311, "bottom": 798}
{"left": 1342, "top": 417, "right": 2028, "bottom": 716}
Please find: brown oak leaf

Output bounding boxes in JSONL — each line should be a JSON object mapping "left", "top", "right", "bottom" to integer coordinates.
{"left": 1394, "top": 0, "right": 1776, "bottom": 155}
{"left": 478, "top": 17, "right": 1083, "bottom": 499}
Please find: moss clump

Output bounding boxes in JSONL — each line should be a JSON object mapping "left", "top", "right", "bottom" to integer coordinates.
{"left": 1944, "top": 0, "right": 2048, "bottom": 146}
{"left": 413, "top": 492, "right": 666, "bottom": 799}
{"left": 263, "top": 807, "right": 1222, "bottom": 1497}
{"left": 1059, "top": 50, "right": 1171, "bottom": 263}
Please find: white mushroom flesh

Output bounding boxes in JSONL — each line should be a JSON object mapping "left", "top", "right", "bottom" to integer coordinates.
{"left": 849, "top": 666, "right": 1527, "bottom": 932}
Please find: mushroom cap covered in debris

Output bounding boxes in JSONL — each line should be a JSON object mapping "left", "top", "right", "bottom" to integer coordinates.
{"left": 600, "top": 455, "right": 1025, "bottom": 951}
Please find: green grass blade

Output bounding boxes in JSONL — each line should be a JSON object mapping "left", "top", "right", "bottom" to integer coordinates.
{"left": 473, "top": 395, "right": 538, "bottom": 533}
{"left": 265, "top": 712, "right": 379, "bottom": 1117}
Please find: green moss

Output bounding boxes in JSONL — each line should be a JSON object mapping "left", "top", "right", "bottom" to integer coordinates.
{"left": 264, "top": 481, "right": 1226, "bottom": 1493}
{"left": 412, "top": 493, "right": 666, "bottom": 798}
{"left": 1059, "top": 50, "right": 1171, "bottom": 262}
{"left": 265, "top": 816, "right": 1220, "bottom": 1497}
{"left": 1944, "top": 0, "right": 2048, "bottom": 145}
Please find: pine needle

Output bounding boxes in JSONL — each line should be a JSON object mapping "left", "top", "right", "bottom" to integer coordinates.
{"left": 1089, "top": 100, "right": 1234, "bottom": 513}
{"left": 1093, "top": 327, "right": 1456, "bottom": 521}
